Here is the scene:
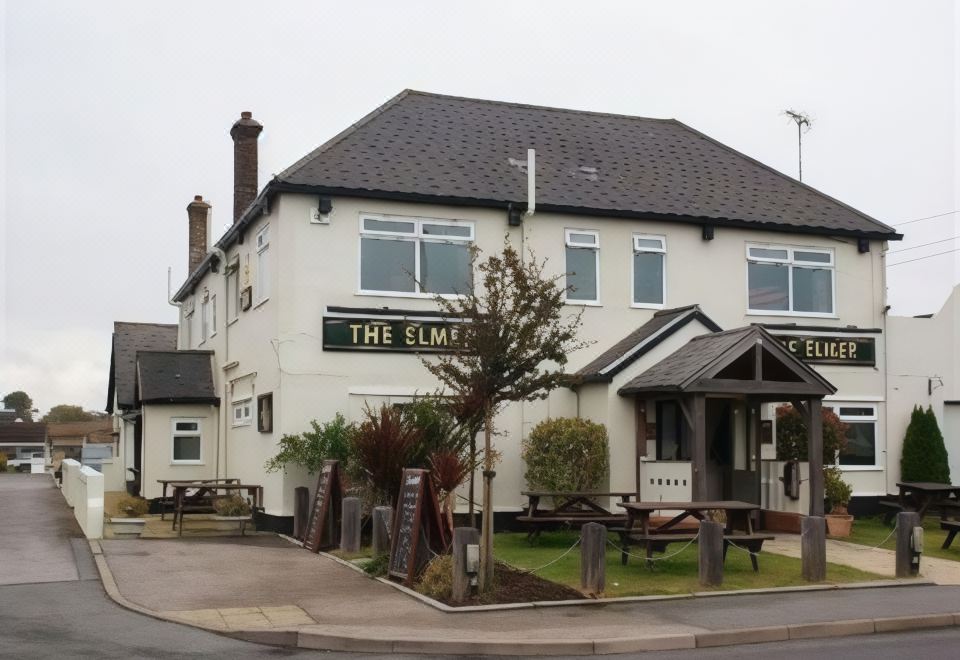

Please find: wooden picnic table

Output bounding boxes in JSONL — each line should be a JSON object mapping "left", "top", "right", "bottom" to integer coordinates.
{"left": 616, "top": 500, "right": 771, "bottom": 570}
{"left": 157, "top": 478, "right": 240, "bottom": 520}
{"left": 517, "top": 491, "right": 637, "bottom": 541}
{"left": 169, "top": 481, "right": 263, "bottom": 536}
{"left": 896, "top": 482, "right": 960, "bottom": 518}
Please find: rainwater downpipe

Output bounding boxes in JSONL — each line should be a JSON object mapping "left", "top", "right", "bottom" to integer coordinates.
{"left": 211, "top": 246, "right": 230, "bottom": 483}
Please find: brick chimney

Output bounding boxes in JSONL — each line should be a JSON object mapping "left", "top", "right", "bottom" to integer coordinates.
{"left": 230, "top": 111, "right": 263, "bottom": 223}
{"left": 187, "top": 195, "right": 211, "bottom": 273}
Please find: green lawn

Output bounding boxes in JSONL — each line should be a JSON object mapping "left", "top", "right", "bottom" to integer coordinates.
{"left": 494, "top": 531, "right": 884, "bottom": 597}
{"left": 842, "top": 516, "right": 959, "bottom": 562}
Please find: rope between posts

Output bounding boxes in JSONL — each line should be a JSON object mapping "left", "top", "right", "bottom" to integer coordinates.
{"left": 870, "top": 521, "right": 899, "bottom": 550}
{"left": 606, "top": 531, "right": 701, "bottom": 562}
{"left": 502, "top": 537, "right": 582, "bottom": 574}
{"left": 724, "top": 539, "right": 760, "bottom": 557}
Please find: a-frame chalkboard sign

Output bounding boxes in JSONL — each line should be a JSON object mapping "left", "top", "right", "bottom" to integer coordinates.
{"left": 304, "top": 460, "right": 343, "bottom": 553}
{"left": 388, "top": 468, "right": 447, "bottom": 584}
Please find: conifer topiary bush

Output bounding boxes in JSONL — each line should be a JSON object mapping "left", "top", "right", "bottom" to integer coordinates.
{"left": 522, "top": 417, "right": 609, "bottom": 492}
{"left": 901, "top": 405, "right": 951, "bottom": 483}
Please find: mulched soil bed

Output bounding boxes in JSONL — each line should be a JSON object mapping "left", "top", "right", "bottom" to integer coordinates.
{"left": 434, "top": 562, "right": 586, "bottom": 606}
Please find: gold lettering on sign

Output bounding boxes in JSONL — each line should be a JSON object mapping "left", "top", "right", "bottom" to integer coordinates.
{"left": 849, "top": 342, "right": 857, "bottom": 359}
{"left": 405, "top": 326, "right": 416, "bottom": 345}
{"left": 350, "top": 324, "right": 363, "bottom": 344}
{"left": 430, "top": 327, "right": 447, "bottom": 346}
{"left": 788, "top": 339, "right": 799, "bottom": 353}
{"left": 382, "top": 326, "right": 392, "bottom": 343}
{"left": 364, "top": 325, "right": 379, "bottom": 345}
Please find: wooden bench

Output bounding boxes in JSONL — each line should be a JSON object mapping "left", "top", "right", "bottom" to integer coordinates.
{"left": 941, "top": 520, "right": 960, "bottom": 550}
{"left": 610, "top": 528, "right": 774, "bottom": 571}
{"left": 878, "top": 499, "right": 905, "bottom": 525}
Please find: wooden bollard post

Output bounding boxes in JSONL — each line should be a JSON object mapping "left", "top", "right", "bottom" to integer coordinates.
{"left": 801, "top": 515, "right": 827, "bottom": 581}
{"left": 452, "top": 527, "right": 480, "bottom": 603}
{"left": 293, "top": 487, "right": 309, "bottom": 540}
{"left": 340, "top": 497, "right": 361, "bottom": 553}
{"left": 372, "top": 506, "right": 392, "bottom": 557}
{"left": 580, "top": 522, "right": 606, "bottom": 595}
{"left": 698, "top": 520, "right": 724, "bottom": 587}
{"left": 896, "top": 511, "right": 922, "bottom": 577}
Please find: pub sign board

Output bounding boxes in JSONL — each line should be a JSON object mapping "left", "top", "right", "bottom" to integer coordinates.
{"left": 304, "top": 460, "right": 342, "bottom": 553}
{"left": 323, "top": 317, "right": 460, "bottom": 352}
{"left": 776, "top": 335, "right": 876, "bottom": 366}
{"left": 388, "top": 468, "right": 447, "bottom": 584}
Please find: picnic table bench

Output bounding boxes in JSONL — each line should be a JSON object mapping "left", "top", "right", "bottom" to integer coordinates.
{"left": 941, "top": 520, "right": 960, "bottom": 550}
{"left": 517, "top": 491, "right": 636, "bottom": 541}
{"left": 168, "top": 481, "right": 263, "bottom": 536}
{"left": 616, "top": 500, "right": 773, "bottom": 571}
{"left": 880, "top": 482, "right": 960, "bottom": 524}
{"left": 157, "top": 478, "right": 240, "bottom": 520}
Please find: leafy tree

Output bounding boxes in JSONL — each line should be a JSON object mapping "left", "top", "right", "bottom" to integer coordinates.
{"left": 775, "top": 404, "right": 848, "bottom": 464}
{"left": 522, "top": 417, "right": 609, "bottom": 493}
{"left": 263, "top": 413, "right": 356, "bottom": 475}
{"left": 3, "top": 391, "right": 34, "bottom": 422}
{"left": 421, "top": 240, "right": 590, "bottom": 591}
{"left": 42, "top": 405, "right": 95, "bottom": 423}
{"left": 901, "top": 405, "right": 951, "bottom": 483}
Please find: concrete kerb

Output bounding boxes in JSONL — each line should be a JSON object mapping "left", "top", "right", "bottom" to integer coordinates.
{"left": 89, "top": 535, "right": 960, "bottom": 656}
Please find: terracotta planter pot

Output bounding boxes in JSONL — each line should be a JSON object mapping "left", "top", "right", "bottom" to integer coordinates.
{"left": 825, "top": 514, "right": 854, "bottom": 537}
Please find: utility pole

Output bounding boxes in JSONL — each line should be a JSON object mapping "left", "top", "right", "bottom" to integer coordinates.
{"left": 783, "top": 110, "right": 812, "bottom": 181}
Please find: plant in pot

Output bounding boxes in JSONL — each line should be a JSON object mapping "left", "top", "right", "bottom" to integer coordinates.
{"left": 212, "top": 494, "right": 254, "bottom": 535}
{"left": 109, "top": 495, "right": 150, "bottom": 539}
{"left": 824, "top": 466, "right": 854, "bottom": 537}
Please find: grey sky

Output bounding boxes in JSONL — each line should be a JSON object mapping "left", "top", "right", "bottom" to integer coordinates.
{"left": 2, "top": 0, "right": 958, "bottom": 415}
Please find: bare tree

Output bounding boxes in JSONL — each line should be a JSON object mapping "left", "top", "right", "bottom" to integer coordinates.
{"left": 420, "top": 239, "right": 590, "bottom": 591}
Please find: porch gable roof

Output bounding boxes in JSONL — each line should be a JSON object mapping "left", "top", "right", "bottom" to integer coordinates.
{"left": 617, "top": 325, "right": 836, "bottom": 398}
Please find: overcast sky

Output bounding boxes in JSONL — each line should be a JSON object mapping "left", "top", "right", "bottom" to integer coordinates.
{"left": 2, "top": 1, "right": 958, "bottom": 415}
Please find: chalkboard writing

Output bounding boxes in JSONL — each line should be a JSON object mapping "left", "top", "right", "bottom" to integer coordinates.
{"left": 304, "top": 460, "right": 342, "bottom": 553}
{"left": 388, "top": 468, "right": 447, "bottom": 583}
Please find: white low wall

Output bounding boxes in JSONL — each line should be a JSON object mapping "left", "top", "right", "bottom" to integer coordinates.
{"left": 61, "top": 459, "right": 104, "bottom": 539}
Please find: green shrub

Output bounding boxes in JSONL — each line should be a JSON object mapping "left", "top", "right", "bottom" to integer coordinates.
{"left": 116, "top": 495, "right": 150, "bottom": 518}
{"left": 363, "top": 553, "right": 390, "bottom": 577}
{"left": 353, "top": 404, "right": 424, "bottom": 506}
{"left": 213, "top": 494, "right": 252, "bottom": 517}
{"left": 775, "top": 405, "right": 848, "bottom": 464}
{"left": 901, "top": 405, "right": 951, "bottom": 483}
{"left": 264, "top": 413, "right": 356, "bottom": 475}
{"left": 522, "top": 417, "right": 609, "bottom": 492}
{"left": 824, "top": 466, "right": 853, "bottom": 514}
{"left": 416, "top": 554, "right": 453, "bottom": 599}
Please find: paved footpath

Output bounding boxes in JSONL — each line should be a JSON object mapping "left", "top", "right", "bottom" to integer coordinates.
{"left": 100, "top": 529, "right": 960, "bottom": 655}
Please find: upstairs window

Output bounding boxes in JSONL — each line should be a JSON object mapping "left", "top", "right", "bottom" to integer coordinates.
{"left": 232, "top": 399, "right": 252, "bottom": 427}
{"left": 359, "top": 215, "right": 473, "bottom": 295}
{"left": 747, "top": 245, "right": 834, "bottom": 316}
{"left": 256, "top": 225, "right": 270, "bottom": 304}
{"left": 565, "top": 229, "right": 599, "bottom": 304}
{"left": 227, "top": 259, "right": 239, "bottom": 322}
{"left": 200, "top": 298, "right": 210, "bottom": 342}
{"left": 632, "top": 235, "right": 666, "bottom": 307}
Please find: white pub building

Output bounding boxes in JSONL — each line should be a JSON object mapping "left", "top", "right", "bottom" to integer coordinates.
{"left": 114, "top": 91, "right": 914, "bottom": 531}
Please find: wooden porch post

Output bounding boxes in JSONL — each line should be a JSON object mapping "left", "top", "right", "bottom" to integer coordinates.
{"left": 692, "top": 394, "right": 707, "bottom": 501}
{"left": 807, "top": 398, "right": 824, "bottom": 516}
{"left": 634, "top": 399, "right": 647, "bottom": 493}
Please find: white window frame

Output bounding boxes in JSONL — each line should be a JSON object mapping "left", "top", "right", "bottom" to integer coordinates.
{"left": 564, "top": 228, "right": 601, "bottom": 306}
{"left": 357, "top": 214, "right": 475, "bottom": 298}
{"left": 256, "top": 225, "right": 270, "bottom": 305}
{"left": 745, "top": 243, "right": 836, "bottom": 318}
{"left": 631, "top": 234, "right": 667, "bottom": 309}
{"left": 232, "top": 399, "right": 253, "bottom": 427}
{"left": 171, "top": 418, "right": 203, "bottom": 465}
{"left": 200, "top": 298, "right": 209, "bottom": 343}
{"left": 826, "top": 402, "right": 881, "bottom": 471}
{"left": 209, "top": 293, "right": 217, "bottom": 337}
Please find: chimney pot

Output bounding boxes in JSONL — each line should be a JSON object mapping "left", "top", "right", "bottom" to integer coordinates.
{"left": 241, "top": 111, "right": 252, "bottom": 120}
{"left": 194, "top": 195, "right": 203, "bottom": 202}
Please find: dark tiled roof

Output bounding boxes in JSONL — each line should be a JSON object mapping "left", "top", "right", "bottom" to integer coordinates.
{"left": 278, "top": 90, "right": 897, "bottom": 238}
{"left": 136, "top": 351, "right": 218, "bottom": 405}
{"left": 46, "top": 421, "right": 114, "bottom": 440}
{"left": 107, "top": 322, "right": 178, "bottom": 412}
{"left": 576, "top": 305, "right": 721, "bottom": 383}
{"left": 0, "top": 423, "right": 47, "bottom": 443}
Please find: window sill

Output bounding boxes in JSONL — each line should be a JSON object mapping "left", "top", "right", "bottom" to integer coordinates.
{"left": 227, "top": 318, "right": 239, "bottom": 327}
{"left": 253, "top": 297, "right": 270, "bottom": 310}
{"left": 231, "top": 423, "right": 252, "bottom": 429}
{"left": 564, "top": 300, "right": 602, "bottom": 307}
{"left": 746, "top": 310, "right": 838, "bottom": 320}
{"left": 170, "top": 462, "right": 205, "bottom": 466}
{"left": 837, "top": 465, "right": 883, "bottom": 472}
{"left": 631, "top": 302, "right": 665, "bottom": 310}
{"left": 356, "top": 290, "right": 467, "bottom": 300}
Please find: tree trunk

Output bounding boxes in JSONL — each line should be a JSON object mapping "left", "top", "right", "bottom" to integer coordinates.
{"left": 468, "top": 434, "right": 476, "bottom": 528}
{"left": 479, "top": 406, "right": 495, "bottom": 592}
